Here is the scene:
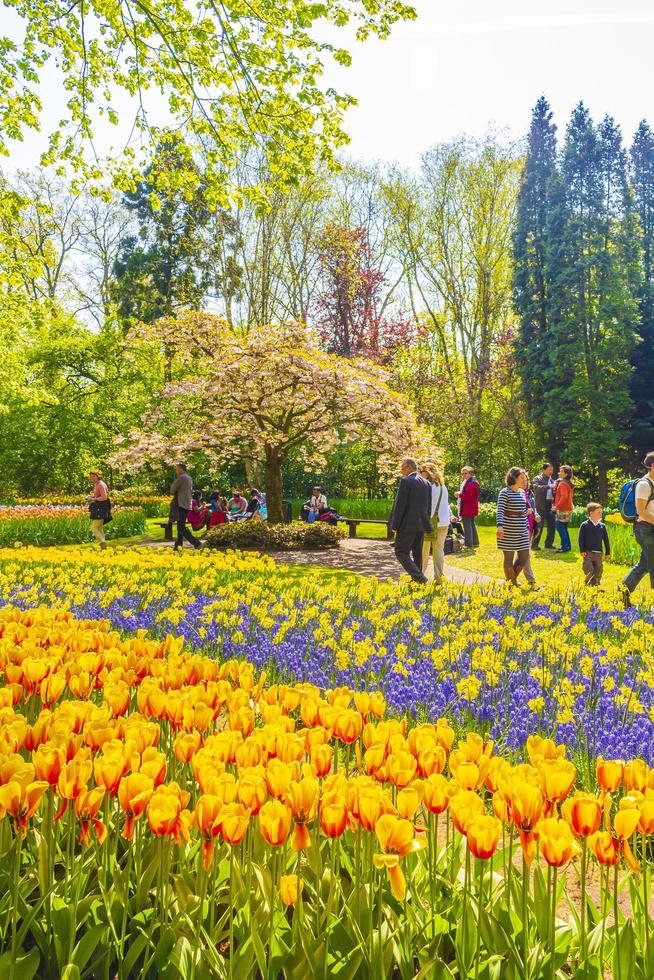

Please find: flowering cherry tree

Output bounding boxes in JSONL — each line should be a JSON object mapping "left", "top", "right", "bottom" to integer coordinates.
{"left": 111, "top": 313, "right": 438, "bottom": 522}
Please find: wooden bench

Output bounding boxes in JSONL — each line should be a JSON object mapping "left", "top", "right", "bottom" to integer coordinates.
{"left": 155, "top": 521, "right": 174, "bottom": 541}
{"left": 339, "top": 518, "right": 392, "bottom": 539}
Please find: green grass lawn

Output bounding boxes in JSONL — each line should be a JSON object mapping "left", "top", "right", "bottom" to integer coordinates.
{"left": 444, "top": 525, "right": 646, "bottom": 592}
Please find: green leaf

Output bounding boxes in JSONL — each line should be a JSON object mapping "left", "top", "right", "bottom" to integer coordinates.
{"left": 71, "top": 924, "right": 108, "bottom": 971}
{"left": 51, "top": 902, "right": 75, "bottom": 971}
{"left": 0, "top": 948, "right": 41, "bottom": 980}
{"left": 121, "top": 931, "right": 149, "bottom": 978}
{"left": 614, "top": 919, "right": 636, "bottom": 980}
{"left": 60, "top": 966, "right": 81, "bottom": 980}
{"left": 454, "top": 899, "right": 477, "bottom": 976}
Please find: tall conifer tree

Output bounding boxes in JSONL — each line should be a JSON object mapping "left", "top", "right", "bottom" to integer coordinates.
{"left": 546, "top": 105, "right": 640, "bottom": 498}
{"left": 512, "top": 97, "right": 560, "bottom": 459}
{"left": 629, "top": 120, "right": 654, "bottom": 458}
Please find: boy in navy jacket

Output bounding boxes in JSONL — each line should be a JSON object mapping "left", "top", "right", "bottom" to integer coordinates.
{"left": 578, "top": 502, "right": 610, "bottom": 585}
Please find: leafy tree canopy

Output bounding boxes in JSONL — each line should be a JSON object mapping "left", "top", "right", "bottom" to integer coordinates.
{"left": 111, "top": 313, "right": 438, "bottom": 520}
{"left": 1, "top": 0, "right": 416, "bottom": 203}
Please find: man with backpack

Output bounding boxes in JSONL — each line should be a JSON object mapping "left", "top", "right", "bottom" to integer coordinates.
{"left": 622, "top": 451, "right": 654, "bottom": 602}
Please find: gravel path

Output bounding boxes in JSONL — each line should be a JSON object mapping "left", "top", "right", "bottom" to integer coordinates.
{"left": 141, "top": 535, "right": 491, "bottom": 586}
{"left": 266, "top": 538, "right": 491, "bottom": 586}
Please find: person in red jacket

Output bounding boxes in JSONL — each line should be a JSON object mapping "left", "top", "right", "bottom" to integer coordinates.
{"left": 456, "top": 466, "right": 480, "bottom": 549}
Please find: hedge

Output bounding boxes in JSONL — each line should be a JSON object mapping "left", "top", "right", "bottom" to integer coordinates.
{"left": 206, "top": 520, "right": 345, "bottom": 551}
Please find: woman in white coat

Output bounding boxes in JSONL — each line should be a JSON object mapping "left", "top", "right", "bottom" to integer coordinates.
{"left": 420, "top": 462, "right": 450, "bottom": 584}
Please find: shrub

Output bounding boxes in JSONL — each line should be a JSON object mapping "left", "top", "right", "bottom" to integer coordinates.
{"left": 206, "top": 520, "right": 345, "bottom": 551}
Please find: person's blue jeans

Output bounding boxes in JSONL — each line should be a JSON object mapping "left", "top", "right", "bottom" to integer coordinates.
{"left": 555, "top": 520, "right": 571, "bottom": 552}
{"left": 623, "top": 522, "right": 654, "bottom": 593}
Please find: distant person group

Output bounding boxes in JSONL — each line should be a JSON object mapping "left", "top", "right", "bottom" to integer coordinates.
{"left": 387, "top": 454, "right": 654, "bottom": 595}
{"left": 85, "top": 451, "right": 654, "bottom": 599}
{"left": 168, "top": 464, "right": 266, "bottom": 551}
{"left": 389, "top": 459, "right": 481, "bottom": 586}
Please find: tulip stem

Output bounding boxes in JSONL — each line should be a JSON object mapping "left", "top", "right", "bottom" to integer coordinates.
{"left": 643, "top": 834, "right": 649, "bottom": 954}
{"left": 463, "top": 844, "right": 471, "bottom": 970}
{"left": 580, "top": 838, "right": 587, "bottom": 961}
{"left": 475, "top": 858, "right": 483, "bottom": 980}
{"left": 119, "top": 841, "right": 133, "bottom": 979}
{"left": 268, "top": 850, "right": 278, "bottom": 979}
{"left": 428, "top": 814, "right": 435, "bottom": 941}
{"left": 614, "top": 861, "right": 621, "bottom": 980}
{"left": 599, "top": 865, "right": 607, "bottom": 971}
{"left": 368, "top": 833, "right": 375, "bottom": 967}
{"left": 550, "top": 866, "right": 557, "bottom": 980}
{"left": 228, "top": 846, "right": 234, "bottom": 978}
{"left": 507, "top": 828, "right": 515, "bottom": 918}
{"left": 9, "top": 832, "right": 22, "bottom": 979}
{"left": 354, "top": 827, "right": 361, "bottom": 927}
{"left": 522, "top": 857, "right": 529, "bottom": 980}
{"left": 377, "top": 868, "right": 384, "bottom": 979}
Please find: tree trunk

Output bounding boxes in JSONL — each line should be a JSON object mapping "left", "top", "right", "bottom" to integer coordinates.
{"left": 597, "top": 462, "right": 608, "bottom": 503}
{"left": 264, "top": 450, "right": 285, "bottom": 524}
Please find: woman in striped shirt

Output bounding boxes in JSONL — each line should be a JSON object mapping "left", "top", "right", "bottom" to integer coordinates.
{"left": 496, "top": 467, "right": 532, "bottom": 586}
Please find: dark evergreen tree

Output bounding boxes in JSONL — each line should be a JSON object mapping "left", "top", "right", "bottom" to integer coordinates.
{"left": 546, "top": 105, "right": 640, "bottom": 499}
{"left": 110, "top": 139, "right": 237, "bottom": 332}
{"left": 512, "top": 96, "right": 561, "bottom": 460}
{"left": 629, "top": 120, "right": 654, "bottom": 459}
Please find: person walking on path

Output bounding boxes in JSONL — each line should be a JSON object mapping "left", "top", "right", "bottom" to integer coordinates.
{"left": 456, "top": 466, "right": 480, "bottom": 549}
{"left": 496, "top": 468, "right": 531, "bottom": 586}
{"left": 531, "top": 463, "right": 556, "bottom": 549}
{"left": 389, "top": 457, "right": 432, "bottom": 585}
{"left": 579, "top": 502, "right": 610, "bottom": 586}
{"left": 552, "top": 464, "right": 574, "bottom": 553}
{"left": 86, "top": 470, "right": 110, "bottom": 550}
{"left": 623, "top": 451, "right": 654, "bottom": 601}
{"left": 170, "top": 463, "right": 202, "bottom": 551}
{"left": 522, "top": 472, "right": 541, "bottom": 588}
{"left": 420, "top": 462, "right": 450, "bottom": 584}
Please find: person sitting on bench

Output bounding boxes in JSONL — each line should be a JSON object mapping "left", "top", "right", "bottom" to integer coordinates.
{"left": 228, "top": 490, "right": 248, "bottom": 520}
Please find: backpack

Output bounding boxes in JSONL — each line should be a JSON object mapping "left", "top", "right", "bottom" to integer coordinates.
{"left": 619, "top": 478, "right": 654, "bottom": 524}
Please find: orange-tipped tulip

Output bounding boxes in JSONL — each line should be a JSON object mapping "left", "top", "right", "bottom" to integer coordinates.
{"left": 466, "top": 814, "right": 501, "bottom": 860}
{"left": 596, "top": 757, "right": 623, "bottom": 794}
{"left": 75, "top": 787, "right": 107, "bottom": 846}
{"left": 539, "top": 817, "right": 577, "bottom": 867}
{"left": 280, "top": 874, "right": 298, "bottom": 906}
{"left": 373, "top": 814, "right": 426, "bottom": 900}
{"left": 118, "top": 772, "right": 154, "bottom": 840}
{"left": 449, "top": 790, "right": 485, "bottom": 835}
{"left": 562, "top": 792, "right": 602, "bottom": 837}
{"left": 589, "top": 830, "right": 620, "bottom": 866}
{"left": 319, "top": 797, "right": 348, "bottom": 839}
{"left": 0, "top": 780, "right": 49, "bottom": 837}
{"left": 423, "top": 774, "right": 450, "bottom": 815}
{"left": 259, "top": 800, "right": 292, "bottom": 847}
{"left": 220, "top": 803, "right": 250, "bottom": 846}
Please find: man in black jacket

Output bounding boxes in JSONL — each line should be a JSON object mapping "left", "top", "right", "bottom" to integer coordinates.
{"left": 532, "top": 463, "right": 556, "bottom": 549}
{"left": 389, "top": 458, "right": 432, "bottom": 584}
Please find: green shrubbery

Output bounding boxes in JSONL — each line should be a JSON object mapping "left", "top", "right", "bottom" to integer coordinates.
{"left": 206, "top": 520, "right": 345, "bottom": 551}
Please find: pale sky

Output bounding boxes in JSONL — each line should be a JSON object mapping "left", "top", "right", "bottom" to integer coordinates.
{"left": 5, "top": 0, "right": 654, "bottom": 171}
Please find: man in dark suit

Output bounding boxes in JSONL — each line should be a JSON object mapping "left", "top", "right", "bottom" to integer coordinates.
{"left": 389, "top": 457, "right": 432, "bottom": 584}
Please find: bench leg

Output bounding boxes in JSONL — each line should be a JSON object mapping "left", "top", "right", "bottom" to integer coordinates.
{"left": 164, "top": 523, "right": 173, "bottom": 542}
{"left": 349, "top": 523, "right": 357, "bottom": 538}
{"left": 386, "top": 525, "right": 393, "bottom": 540}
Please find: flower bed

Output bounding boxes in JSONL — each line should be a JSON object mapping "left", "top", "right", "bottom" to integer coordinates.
{"left": 0, "top": 602, "right": 652, "bottom": 977}
{"left": 0, "top": 547, "right": 652, "bottom": 763}
{"left": 206, "top": 519, "right": 345, "bottom": 550}
{"left": 13, "top": 493, "right": 169, "bottom": 517}
{"left": 0, "top": 507, "right": 147, "bottom": 546}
